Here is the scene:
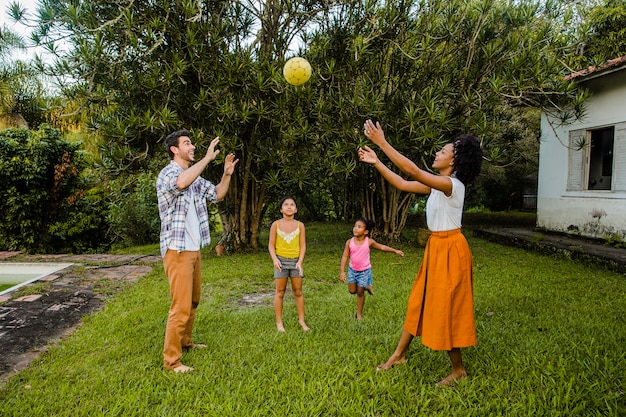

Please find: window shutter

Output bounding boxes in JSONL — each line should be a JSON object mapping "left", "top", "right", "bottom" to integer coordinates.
{"left": 614, "top": 122, "right": 626, "bottom": 191}
{"left": 567, "top": 129, "right": 586, "bottom": 191}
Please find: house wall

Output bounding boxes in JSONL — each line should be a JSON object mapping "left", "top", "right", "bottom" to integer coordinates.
{"left": 538, "top": 69, "right": 626, "bottom": 240}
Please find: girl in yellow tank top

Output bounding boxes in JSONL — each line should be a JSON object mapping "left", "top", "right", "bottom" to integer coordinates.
{"left": 268, "top": 197, "right": 309, "bottom": 332}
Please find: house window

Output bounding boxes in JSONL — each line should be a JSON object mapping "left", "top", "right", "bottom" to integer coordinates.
{"left": 587, "top": 127, "right": 614, "bottom": 190}
{"left": 567, "top": 124, "right": 626, "bottom": 192}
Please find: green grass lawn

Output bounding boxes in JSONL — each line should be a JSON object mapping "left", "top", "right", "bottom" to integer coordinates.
{"left": 1, "top": 222, "right": 624, "bottom": 416}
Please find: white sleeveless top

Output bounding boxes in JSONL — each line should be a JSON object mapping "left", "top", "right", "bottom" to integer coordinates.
{"left": 425, "top": 177, "right": 464, "bottom": 232}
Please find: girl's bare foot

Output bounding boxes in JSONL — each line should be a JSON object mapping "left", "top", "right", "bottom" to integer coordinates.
{"left": 436, "top": 370, "right": 468, "bottom": 387}
{"left": 299, "top": 321, "right": 310, "bottom": 331}
{"left": 365, "top": 286, "right": 374, "bottom": 295}
{"left": 376, "top": 355, "right": 407, "bottom": 371}
{"left": 276, "top": 323, "right": 286, "bottom": 332}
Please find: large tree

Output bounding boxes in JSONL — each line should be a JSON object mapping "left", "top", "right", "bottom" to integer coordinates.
{"left": 0, "top": 16, "right": 36, "bottom": 125}
{"left": 304, "top": 0, "right": 586, "bottom": 240}
{"left": 582, "top": 0, "right": 626, "bottom": 64}
{"left": 0, "top": 24, "right": 23, "bottom": 117}
{"left": 2, "top": 4, "right": 62, "bottom": 129}
{"left": 24, "top": 0, "right": 588, "bottom": 247}
{"left": 26, "top": 0, "right": 347, "bottom": 250}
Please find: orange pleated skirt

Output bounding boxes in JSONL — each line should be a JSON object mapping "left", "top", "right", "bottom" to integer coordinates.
{"left": 403, "top": 229, "right": 476, "bottom": 351}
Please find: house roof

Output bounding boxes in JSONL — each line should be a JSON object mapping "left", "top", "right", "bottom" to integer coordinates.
{"left": 565, "top": 55, "right": 626, "bottom": 82}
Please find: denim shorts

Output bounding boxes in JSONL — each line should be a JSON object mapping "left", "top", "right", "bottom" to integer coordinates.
{"left": 347, "top": 267, "right": 372, "bottom": 288}
{"left": 274, "top": 256, "right": 303, "bottom": 278}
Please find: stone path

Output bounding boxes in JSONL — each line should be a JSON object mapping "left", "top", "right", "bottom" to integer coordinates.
{"left": 0, "top": 252, "right": 161, "bottom": 380}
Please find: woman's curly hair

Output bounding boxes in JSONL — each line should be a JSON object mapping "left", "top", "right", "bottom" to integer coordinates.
{"left": 452, "top": 134, "right": 483, "bottom": 185}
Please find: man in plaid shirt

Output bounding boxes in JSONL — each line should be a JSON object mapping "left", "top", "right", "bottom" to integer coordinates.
{"left": 156, "top": 129, "right": 238, "bottom": 373}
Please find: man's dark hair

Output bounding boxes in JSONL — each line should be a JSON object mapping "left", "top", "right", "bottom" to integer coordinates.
{"left": 164, "top": 130, "right": 191, "bottom": 159}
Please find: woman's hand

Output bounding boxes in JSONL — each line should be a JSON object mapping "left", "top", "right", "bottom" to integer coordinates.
{"left": 363, "top": 119, "right": 386, "bottom": 146}
{"left": 358, "top": 146, "right": 379, "bottom": 165}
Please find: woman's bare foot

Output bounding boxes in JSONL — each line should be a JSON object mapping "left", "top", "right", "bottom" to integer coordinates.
{"left": 436, "top": 370, "right": 468, "bottom": 387}
{"left": 365, "top": 286, "right": 374, "bottom": 295}
{"left": 276, "top": 323, "right": 286, "bottom": 332}
{"left": 172, "top": 364, "right": 194, "bottom": 373}
{"left": 299, "top": 321, "right": 310, "bottom": 331}
{"left": 376, "top": 354, "right": 407, "bottom": 371}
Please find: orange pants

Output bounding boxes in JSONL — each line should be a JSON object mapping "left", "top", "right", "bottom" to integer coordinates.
{"left": 403, "top": 229, "right": 476, "bottom": 351}
{"left": 163, "top": 250, "right": 202, "bottom": 370}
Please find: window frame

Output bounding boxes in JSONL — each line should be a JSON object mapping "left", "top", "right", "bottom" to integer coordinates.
{"left": 567, "top": 123, "right": 626, "bottom": 192}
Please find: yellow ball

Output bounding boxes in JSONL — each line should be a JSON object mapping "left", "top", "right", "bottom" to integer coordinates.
{"left": 283, "top": 57, "right": 312, "bottom": 86}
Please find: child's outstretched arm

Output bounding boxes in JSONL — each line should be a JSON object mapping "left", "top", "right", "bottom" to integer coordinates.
{"left": 339, "top": 240, "right": 350, "bottom": 282}
{"left": 370, "top": 239, "right": 405, "bottom": 257}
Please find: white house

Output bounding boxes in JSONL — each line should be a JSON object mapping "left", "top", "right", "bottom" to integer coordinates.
{"left": 537, "top": 56, "right": 626, "bottom": 240}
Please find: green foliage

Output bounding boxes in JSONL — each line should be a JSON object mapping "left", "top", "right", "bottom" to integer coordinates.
{"left": 47, "top": 185, "right": 110, "bottom": 253}
{"left": 0, "top": 126, "right": 109, "bottom": 253}
{"left": 304, "top": 0, "right": 576, "bottom": 238}
{"left": 29, "top": 0, "right": 587, "bottom": 247}
{"left": 107, "top": 171, "right": 160, "bottom": 249}
{"left": 0, "top": 23, "right": 24, "bottom": 115}
{"left": 0, "top": 10, "right": 53, "bottom": 129}
{"left": 603, "top": 233, "right": 626, "bottom": 248}
{"left": 581, "top": 0, "right": 626, "bottom": 64}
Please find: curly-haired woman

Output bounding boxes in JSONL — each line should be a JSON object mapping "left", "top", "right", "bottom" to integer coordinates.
{"left": 359, "top": 119, "right": 483, "bottom": 386}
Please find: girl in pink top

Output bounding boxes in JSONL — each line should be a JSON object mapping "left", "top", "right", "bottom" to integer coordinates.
{"left": 340, "top": 218, "right": 404, "bottom": 319}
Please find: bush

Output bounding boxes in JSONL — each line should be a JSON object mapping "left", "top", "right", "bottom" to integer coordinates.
{"left": 0, "top": 126, "right": 110, "bottom": 253}
{"left": 107, "top": 171, "right": 160, "bottom": 249}
{"left": 47, "top": 185, "right": 111, "bottom": 253}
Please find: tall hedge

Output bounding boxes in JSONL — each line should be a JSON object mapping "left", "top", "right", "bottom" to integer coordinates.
{"left": 0, "top": 126, "right": 109, "bottom": 253}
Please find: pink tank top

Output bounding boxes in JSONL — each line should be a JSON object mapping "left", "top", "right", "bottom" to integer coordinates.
{"left": 349, "top": 237, "right": 371, "bottom": 272}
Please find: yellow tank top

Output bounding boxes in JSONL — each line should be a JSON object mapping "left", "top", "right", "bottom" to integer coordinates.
{"left": 275, "top": 222, "right": 301, "bottom": 258}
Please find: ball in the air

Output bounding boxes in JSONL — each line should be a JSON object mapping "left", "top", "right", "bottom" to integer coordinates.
{"left": 283, "top": 57, "right": 312, "bottom": 86}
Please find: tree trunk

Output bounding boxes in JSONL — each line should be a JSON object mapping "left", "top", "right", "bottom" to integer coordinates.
{"left": 360, "top": 173, "right": 414, "bottom": 243}
{"left": 218, "top": 135, "right": 266, "bottom": 252}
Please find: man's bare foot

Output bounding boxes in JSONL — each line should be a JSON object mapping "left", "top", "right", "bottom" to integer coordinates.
{"left": 276, "top": 323, "right": 286, "bottom": 332}
{"left": 300, "top": 321, "right": 310, "bottom": 331}
{"left": 172, "top": 364, "right": 194, "bottom": 373}
{"left": 436, "top": 370, "right": 468, "bottom": 387}
{"left": 376, "top": 355, "right": 407, "bottom": 371}
{"left": 184, "top": 342, "right": 207, "bottom": 350}
{"left": 365, "top": 286, "right": 374, "bottom": 295}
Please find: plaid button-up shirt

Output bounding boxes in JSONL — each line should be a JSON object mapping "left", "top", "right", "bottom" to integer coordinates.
{"left": 156, "top": 161, "right": 218, "bottom": 258}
